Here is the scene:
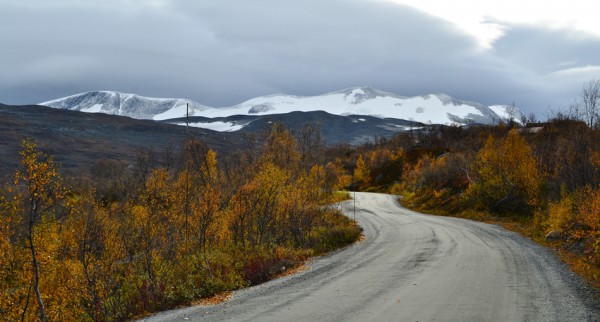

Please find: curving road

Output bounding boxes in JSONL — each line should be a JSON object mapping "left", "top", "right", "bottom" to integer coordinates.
{"left": 143, "top": 192, "right": 599, "bottom": 321}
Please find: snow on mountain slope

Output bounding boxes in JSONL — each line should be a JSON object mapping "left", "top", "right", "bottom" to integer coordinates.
{"left": 489, "top": 105, "right": 519, "bottom": 121}
{"left": 41, "top": 91, "right": 210, "bottom": 120}
{"left": 40, "top": 87, "right": 520, "bottom": 127}
{"left": 158, "top": 87, "right": 519, "bottom": 125}
{"left": 175, "top": 121, "right": 245, "bottom": 132}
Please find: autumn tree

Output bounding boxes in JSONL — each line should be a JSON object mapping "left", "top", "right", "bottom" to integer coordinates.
{"left": 529, "top": 119, "right": 598, "bottom": 196}
{"left": 297, "top": 123, "right": 325, "bottom": 172}
{"left": 0, "top": 189, "right": 28, "bottom": 321}
{"left": 90, "top": 159, "right": 130, "bottom": 203}
{"left": 582, "top": 78, "right": 600, "bottom": 128}
{"left": 6, "top": 139, "right": 69, "bottom": 321}
{"left": 323, "top": 160, "right": 352, "bottom": 196}
{"left": 262, "top": 123, "right": 300, "bottom": 171}
{"left": 0, "top": 122, "right": 363, "bottom": 320}
{"left": 228, "top": 183, "right": 255, "bottom": 246}
{"left": 187, "top": 149, "right": 224, "bottom": 269}
{"left": 123, "top": 167, "right": 180, "bottom": 311}
{"left": 248, "top": 163, "right": 289, "bottom": 245}
{"left": 59, "top": 192, "right": 127, "bottom": 320}
{"left": 467, "top": 130, "right": 540, "bottom": 214}
{"left": 353, "top": 155, "right": 370, "bottom": 189}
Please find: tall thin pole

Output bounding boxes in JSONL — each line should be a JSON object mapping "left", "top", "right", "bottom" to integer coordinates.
{"left": 353, "top": 157, "right": 356, "bottom": 221}
{"left": 185, "top": 103, "right": 190, "bottom": 273}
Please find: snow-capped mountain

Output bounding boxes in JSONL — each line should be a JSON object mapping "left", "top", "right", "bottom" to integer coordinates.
{"left": 41, "top": 91, "right": 210, "bottom": 120}
{"left": 41, "top": 87, "right": 520, "bottom": 129}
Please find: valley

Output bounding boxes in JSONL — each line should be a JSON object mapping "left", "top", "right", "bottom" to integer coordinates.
{"left": 1, "top": 86, "right": 598, "bottom": 321}
{"left": 4, "top": 1, "right": 599, "bottom": 320}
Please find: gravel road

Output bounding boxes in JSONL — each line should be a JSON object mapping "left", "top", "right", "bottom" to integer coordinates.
{"left": 142, "top": 192, "right": 599, "bottom": 321}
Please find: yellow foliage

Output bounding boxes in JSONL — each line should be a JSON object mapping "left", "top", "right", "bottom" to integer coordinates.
{"left": 262, "top": 123, "right": 300, "bottom": 169}
{"left": 581, "top": 188, "right": 600, "bottom": 231}
{"left": 579, "top": 187, "right": 600, "bottom": 262}
{"left": 324, "top": 160, "right": 351, "bottom": 194}
{"left": 546, "top": 192, "right": 575, "bottom": 233}
{"left": 353, "top": 155, "right": 370, "bottom": 185}
{"left": 544, "top": 187, "right": 600, "bottom": 265}
{"left": 1, "top": 139, "right": 72, "bottom": 321}
{"left": 468, "top": 130, "right": 540, "bottom": 213}
{"left": 592, "top": 151, "right": 600, "bottom": 168}
{"left": 0, "top": 128, "right": 360, "bottom": 320}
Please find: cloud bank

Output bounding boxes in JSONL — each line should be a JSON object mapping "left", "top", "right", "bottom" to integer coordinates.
{"left": 1, "top": 0, "right": 599, "bottom": 117}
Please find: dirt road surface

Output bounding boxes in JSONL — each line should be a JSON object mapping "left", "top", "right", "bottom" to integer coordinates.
{"left": 143, "top": 192, "right": 599, "bottom": 321}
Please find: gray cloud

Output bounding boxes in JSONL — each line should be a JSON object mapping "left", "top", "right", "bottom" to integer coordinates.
{"left": 492, "top": 24, "right": 600, "bottom": 74}
{"left": 1, "top": 0, "right": 599, "bottom": 117}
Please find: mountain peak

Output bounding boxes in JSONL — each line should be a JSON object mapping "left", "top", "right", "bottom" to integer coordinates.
{"left": 331, "top": 86, "right": 396, "bottom": 97}
{"left": 40, "top": 87, "right": 521, "bottom": 126}
{"left": 41, "top": 91, "right": 209, "bottom": 120}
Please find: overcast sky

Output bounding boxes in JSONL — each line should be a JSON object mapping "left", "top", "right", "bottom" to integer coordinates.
{"left": 2, "top": 0, "right": 599, "bottom": 117}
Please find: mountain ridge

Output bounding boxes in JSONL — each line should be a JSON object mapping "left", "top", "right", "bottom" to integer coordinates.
{"left": 40, "top": 87, "right": 521, "bottom": 129}
{"left": 0, "top": 103, "right": 249, "bottom": 179}
{"left": 41, "top": 90, "right": 210, "bottom": 120}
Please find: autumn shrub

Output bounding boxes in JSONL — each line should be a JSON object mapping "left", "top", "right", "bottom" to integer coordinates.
{"left": 574, "top": 187, "right": 600, "bottom": 264}
{"left": 353, "top": 155, "right": 371, "bottom": 189}
{"left": 336, "top": 120, "right": 600, "bottom": 287}
{"left": 399, "top": 152, "right": 472, "bottom": 212}
{"left": 350, "top": 148, "right": 405, "bottom": 191}
{"left": 0, "top": 131, "right": 366, "bottom": 321}
{"left": 184, "top": 249, "right": 246, "bottom": 297}
{"left": 233, "top": 245, "right": 302, "bottom": 286}
{"left": 543, "top": 187, "right": 600, "bottom": 267}
{"left": 242, "top": 254, "right": 282, "bottom": 285}
{"left": 546, "top": 190, "right": 576, "bottom": 234}
{"left": 309, "top": 209, "right": 362, "bottom": 254}
{"left": 330, "top": 190, "right": 351, "bottom": 203}
{"left": 580, "top": 188, "right": 600, "bottom": 233}
{"left": 466, "top": 130, "right": 540, "bottom": 215}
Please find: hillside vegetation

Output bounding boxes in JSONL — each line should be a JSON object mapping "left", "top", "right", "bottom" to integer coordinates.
{"left": 340, "top": 116, "right": 600, "bottom": 288}
{"left": 0, "top": 124, "right": 360, "bottom": 321}
{"left": 2, "top": 81, "right": 599, "bottom": 320}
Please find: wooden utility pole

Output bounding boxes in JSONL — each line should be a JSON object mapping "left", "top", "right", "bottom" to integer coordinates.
{"left": 184, "top": 103, "right": 190, "bottom": 273}
{"left": 353, "top": 157, "right": 356, "bottom": 221}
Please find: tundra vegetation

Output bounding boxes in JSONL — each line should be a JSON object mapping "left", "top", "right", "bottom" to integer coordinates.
{"left": 2, "top": 81, "right": 600, "bottom": 320}
{"left": 337, "top": 82, "right": 600, "bottom": 289}
{"left": 0, "top": 124, "right": 359, "bottom": 321}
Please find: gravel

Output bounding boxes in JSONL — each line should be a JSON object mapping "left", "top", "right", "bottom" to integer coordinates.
{"left": 141, "top": 192, "right": 599, "bottom": 322}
